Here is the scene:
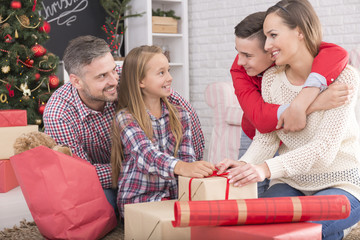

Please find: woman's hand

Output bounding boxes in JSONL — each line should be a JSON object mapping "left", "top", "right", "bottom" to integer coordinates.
{"left": 174, "top": 160, "right": 215, "bottom": 178}
{"left": 227, "top": 162, "right": 271, "bottom": 187}
{"left": 215, "top": 158, "right": 245, "bottom": 174}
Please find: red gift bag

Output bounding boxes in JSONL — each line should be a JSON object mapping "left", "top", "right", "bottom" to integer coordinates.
{"left": 10, "top": 146, "right": 117, "bottom": 240}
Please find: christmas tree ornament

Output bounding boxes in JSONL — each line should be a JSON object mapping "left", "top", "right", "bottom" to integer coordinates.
{"left": 32, "top": 0, "right": 38, "bottom": 12}
{"left": 20, "top": 82, "right": 31, "bottom": 97}
{"left": 1, "top": 23, "right": 10, "bottom": 29}
{"left": 0, "top": 93, "right": 7, "bottom": 103}
{"left": 10, "top": 1, "right": 22, "bottom": 9}
{"left": 25, "top": 59, "right": 34, "bottom": 67}
{"left": 31, "top": 44, "right": 46, "bottom": 57}
{"left": 38, "top": 103, "right": 46, "bottom": 115}
{"left": 35, "top": 119, "right": 42, "bottom": 125}
{"left": 15, "top": 29, "right": 19, "bottom": 38}
{"left": 22, "top": 95, "right": 30, "bottom": 101}
{"left": 35, "top": 72, "right": 41, "bottom": 81}
{"left": 1, "top": 65, "right": 10, "bottom": 73}
{"left": 4, "top": 34, "right": 13, "bottom": 43}
{"left": 5, "top": 84, "right": 14, "bottom": 97}
{"left": 49, "top": 75, "right": 59, "bottom": 88}
{"left": 19, "top": 15, "right": 30, "bottom": 27}
{"left": 39, "top": 20, "right": 51, "bottom": 33}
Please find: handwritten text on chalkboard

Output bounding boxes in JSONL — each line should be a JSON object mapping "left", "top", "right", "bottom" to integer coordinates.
{"left": 40, "top": 0, "right": 89, "bottom": 27}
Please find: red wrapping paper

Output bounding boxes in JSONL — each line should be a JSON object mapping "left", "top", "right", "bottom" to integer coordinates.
{"left": 0, "top": 159, "right": 19, "bottom": 193}
{"left": 0, "top": 110, "right": 27, "bottom": 127}
{"left": 172, "top": 195, "right": 350, "bottom": 227}
{"left": 10, "top": 146, "right": 117, "bottom": 240}
{"left": 191, "top": 222, "right": 322, "bottom": 240}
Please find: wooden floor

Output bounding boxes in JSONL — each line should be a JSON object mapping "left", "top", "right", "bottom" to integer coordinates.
{"left": 0, "top": 187, "right": 33, "bottom": 230}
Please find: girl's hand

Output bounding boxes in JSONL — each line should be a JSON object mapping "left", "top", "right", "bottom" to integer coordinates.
{"left": 215, "top": 158, "right": 245, "bottom": 174}
{"left": 227, "top": 163, "right": 270, "bottom": 187}
{"left": 174, "top": 160, "right": 215, "bottom": 178}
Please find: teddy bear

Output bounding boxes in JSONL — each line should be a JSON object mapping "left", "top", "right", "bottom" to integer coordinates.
{"left": 13, "top": 131, "right": 72, "bottom": 156}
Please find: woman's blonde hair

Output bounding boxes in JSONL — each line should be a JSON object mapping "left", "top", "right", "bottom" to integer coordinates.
{"left": 111, "top": 45, "right": 183, "bottom": 188}
{"left": 266, "top": 0, "right": 322, "bottom": 57}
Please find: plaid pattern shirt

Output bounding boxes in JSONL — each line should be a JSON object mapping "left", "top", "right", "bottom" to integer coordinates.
{"left": 43, "top": 82, "right": 115, "bottom": 188}
{"left": 115, "top": 102, "right": 195, "bottom": 217}
{"left": 43, "top": 81, "right": 204, "bottom": 188}
{"left": 116, "top": 64, "right": 205, "bottom": 160}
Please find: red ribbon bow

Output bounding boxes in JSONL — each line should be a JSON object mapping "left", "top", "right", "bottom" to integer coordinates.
{"left": 188, "top": 170, "right": 230, "bottom": 201}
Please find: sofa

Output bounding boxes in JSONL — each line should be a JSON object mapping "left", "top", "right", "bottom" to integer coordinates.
{"left": 205, "top": 81, "right": 243, "bottom": 164}
{"left": 205, "top": 47, "right": 360, "bottom": 165}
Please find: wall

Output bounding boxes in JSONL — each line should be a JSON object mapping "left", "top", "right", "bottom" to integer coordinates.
{"left": 188, "top": 0, "right": 360, "bottom": 160}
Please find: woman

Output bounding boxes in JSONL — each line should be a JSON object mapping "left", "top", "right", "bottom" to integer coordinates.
{"left": 217, "top": 0, "right": 360, "bottom": 239}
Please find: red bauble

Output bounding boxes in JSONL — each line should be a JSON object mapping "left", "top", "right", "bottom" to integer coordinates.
{"left": 39, "top": 21, "right": 51, "bottom": 33}
{"left": 31, "top": 44, "right": 47, "bottom": 57}
{"left": 38, "top": 104, "right": 46, "bottom": 115}
{"left": 10, "top": 0, "right": 21, "bottom": 9}
{"left": 49, "top": 75, "right": 59, "bottom": 88}
{"left": 25, "top": 59, "right": 34, "bottom": 67}
{"left": 35, "top": 73, "right": 41, "bottom": 81}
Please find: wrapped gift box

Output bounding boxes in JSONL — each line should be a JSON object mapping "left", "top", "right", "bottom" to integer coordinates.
{"left": 0, "top": 125, "right": 38, "bottom": 160}
{"left": 152, "top": 16, "right": 178, "bottom": 34}
{"left": 0, "top": 110, "right": 27, "bottom": 127}
{"left": 178, "top": 175, "right": 257, "bottom": 201}
{"left": 191, "top": 222, "right": 322, "bottom": 240}
{"left": 0, "top": 159, "right": 19, "bottom": 193}
{"left": 125, "top": 200, "right": 190, "bottom": 240}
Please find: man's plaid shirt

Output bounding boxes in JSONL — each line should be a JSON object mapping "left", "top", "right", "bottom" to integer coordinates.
{"left": 115, "top": 102, "right": 195, "bottom": 216}
{"left": 43, "top": 81, "right": 204, "bottom": 188}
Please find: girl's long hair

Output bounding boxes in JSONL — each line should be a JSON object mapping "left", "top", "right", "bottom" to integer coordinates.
{"left": 111, "top": 45, "right": 183, "bottom": 188}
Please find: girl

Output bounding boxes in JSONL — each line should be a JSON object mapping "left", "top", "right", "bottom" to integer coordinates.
{"left": 111, "top": 45, "right": 215, "bottom": 217}
{"left": 217, "top": 0, "right": 360, "bottom": 239}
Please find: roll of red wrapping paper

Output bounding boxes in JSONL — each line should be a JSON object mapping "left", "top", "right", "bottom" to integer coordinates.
{"left": 172, "top": 195, "right": 350, "bottom": 227}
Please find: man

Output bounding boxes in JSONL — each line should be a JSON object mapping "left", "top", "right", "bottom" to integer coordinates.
{"left": 231, "top": 12, "right": 350, "bottom": 195}
{"left": 43, "top": 35, "right": 205, "bottom": 211}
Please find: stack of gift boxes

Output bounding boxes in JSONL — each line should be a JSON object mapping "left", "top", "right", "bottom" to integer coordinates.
{"left": 0, "top": 110, "right": 38, "bottom": 193}
{"left": 124, "top": 174, "right": 323, "bottom": 240}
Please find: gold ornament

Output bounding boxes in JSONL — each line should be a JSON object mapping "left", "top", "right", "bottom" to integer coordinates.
{"left": 19, "top": 15, "right": 30, "bottom": 27}
{"left": 0, "top": 93, "right": 7, "bottom": 103}
{"left": 15, "top": 29, "right": 19, "bottom": 38}
{"left": 1, "top": 23, "right": 10, "bottom": 29}
{"left": 22, "top": 95, "right": 30, "bottom": 101}
{"left": 1, "top": 65, "right": 10, "bottom": 73}
{"left": 35, "top": 119, "right": 42, "bottom": 125}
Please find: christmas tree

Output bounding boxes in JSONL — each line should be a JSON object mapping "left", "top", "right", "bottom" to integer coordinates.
{"left": 0, "top": 0, "right": 60, "bottom": 127}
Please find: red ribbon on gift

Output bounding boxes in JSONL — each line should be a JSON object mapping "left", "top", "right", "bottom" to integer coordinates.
{"left": 172, "top": 195, "right": 351, "bottom": 227}
{"left": 188, "top": 170, "right": 230, "bottom": 201}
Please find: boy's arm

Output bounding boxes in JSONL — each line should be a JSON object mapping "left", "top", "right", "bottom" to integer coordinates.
{"left": 278, "top": 42, "right": 349, "bottom": 132}
{"left": 231, "top": 55, "right": 279, "bottom": 134}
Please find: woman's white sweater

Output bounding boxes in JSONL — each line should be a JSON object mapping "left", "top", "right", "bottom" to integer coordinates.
{"left": 241, "top": 65, "right": 360, "bottom": 200}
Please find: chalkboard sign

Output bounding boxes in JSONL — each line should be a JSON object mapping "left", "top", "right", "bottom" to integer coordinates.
{"left": 39, "top": 0, "right": 107, "bottom": 59}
